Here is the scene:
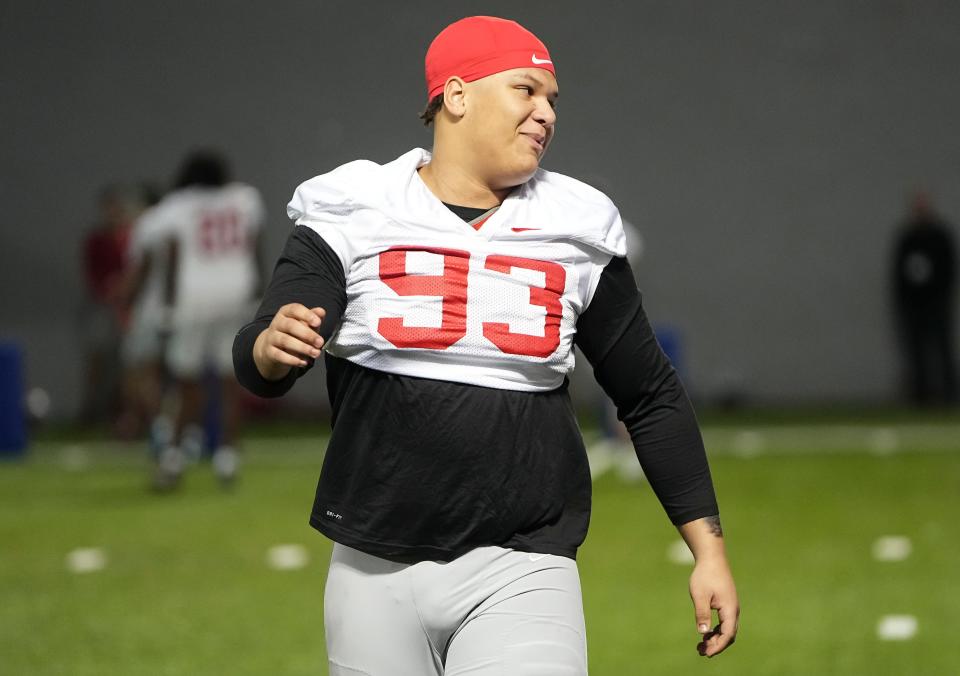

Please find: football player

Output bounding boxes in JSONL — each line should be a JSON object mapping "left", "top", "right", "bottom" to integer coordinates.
{"left": 234, "top": 16, "right": 738, "bottom": 674}
{"left": 119, "top": 189, "right": 173, "bottom": 452}
{"left": 154, "top": 151, "right": 264, "bottom": 488}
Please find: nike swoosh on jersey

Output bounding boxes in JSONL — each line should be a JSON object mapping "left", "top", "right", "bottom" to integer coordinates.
{"left": 531, "top": 54, "right": 553, "bottom": 65}
{"left": 511, "top": 227, "right": 541, "bottom": 232}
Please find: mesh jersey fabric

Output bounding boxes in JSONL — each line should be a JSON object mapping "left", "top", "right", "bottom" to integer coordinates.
{"left": 286, "top": 148, "right": 625, "bottom": 391}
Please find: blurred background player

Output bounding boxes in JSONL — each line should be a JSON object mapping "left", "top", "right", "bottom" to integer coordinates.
{"left": 153, "top": 150, "right": 264, "bottom": 489}
{"left": 78, "top": 185, "right": 142, "bottom": 425}
{"left": 891, "top": 190, "right": 958, "bottom": 406}
{"left": 581, "top": 182, "right": 647, "bottom": 482}
{"left": 118, "top": 184, "right": 174, "bottom": 450}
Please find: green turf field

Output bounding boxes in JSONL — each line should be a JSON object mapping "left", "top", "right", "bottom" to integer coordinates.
{"left": 1, "top": 420, "right": 958, "bottom": 675}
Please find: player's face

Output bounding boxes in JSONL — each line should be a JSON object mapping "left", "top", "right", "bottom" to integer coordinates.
{"left": 465, "top": 68, "right": 558, "bottom": 189}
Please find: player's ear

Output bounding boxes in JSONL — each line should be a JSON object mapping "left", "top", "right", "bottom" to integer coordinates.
{"left": 442, "top": 77, "right": 467, "bottom": 118}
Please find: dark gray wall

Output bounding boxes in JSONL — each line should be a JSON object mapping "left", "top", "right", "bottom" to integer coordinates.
{"left": 3, "top": 1, "right": 959, "bottom": 417}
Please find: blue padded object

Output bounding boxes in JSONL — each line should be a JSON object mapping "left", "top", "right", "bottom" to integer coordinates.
{"left": 0, "top": 341, "right": 27, "bottom": 456}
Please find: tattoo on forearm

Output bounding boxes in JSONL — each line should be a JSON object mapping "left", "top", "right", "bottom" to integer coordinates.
{"left": 705, "top": 515, "right": 723, "bottom": 537}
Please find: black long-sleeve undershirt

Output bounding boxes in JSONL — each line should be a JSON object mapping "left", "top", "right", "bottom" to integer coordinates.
{"left": 234, "top": 223, "right": 717, "bottom": 561}
{"left": 575, "top": 255, "right": 716, "bottom": 525}
{"left": 233, "top": 223, "right": 346, "bottom": 397}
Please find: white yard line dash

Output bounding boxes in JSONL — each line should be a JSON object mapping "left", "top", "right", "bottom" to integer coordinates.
{"left": 877, "top": 615, "right": 917, "bottom": 641}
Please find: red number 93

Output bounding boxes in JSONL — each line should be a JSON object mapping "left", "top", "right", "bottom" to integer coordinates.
{"left": 376, "top": 246, "right": 566, "bottom": 358}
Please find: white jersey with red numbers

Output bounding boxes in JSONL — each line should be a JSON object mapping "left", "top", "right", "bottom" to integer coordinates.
{"left": 152, "top": 184, "right": 264, "bottom": 323}
{"left": 287, "top": 148, "right": 626, "bottom": 392}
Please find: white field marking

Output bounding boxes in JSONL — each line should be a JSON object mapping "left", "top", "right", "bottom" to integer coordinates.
{"left": 876, "top": 615, "right": 918, "bottom": 641}
{"left": 66, "top": 547, "right": 107, "bottom": 573}
{"left": 868, "top": 428, "right": 900, "bottom": 456}
{"left": 701, "top": 422, "right": 960, "bottom": 456}
{"left": 667, "top": 539, "right": 695, "bottom": 565}
{"left": 586, "top": 441, "right": 616, "bottom": 480}
{"left": 731, "top": 430, "right": 765, "bottom": 458}
{"left": 615, "top": 451, "right": 645, "bottom": 483}
{"left": 872, "top": 535, "right": 912, "bottom": 562}
{"left": 59, "top": 445, "right": 91, "bottom": 472}
{"left": 267, "top": 544, "right": 309, "bottom": 571}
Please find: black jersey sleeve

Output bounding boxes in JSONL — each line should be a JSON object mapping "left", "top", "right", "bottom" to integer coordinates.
{"left": 574, "top": 256, "right": 719, "bottom": 525}
{"left": 232, "top": 225, "right": 347, "bottom": 398}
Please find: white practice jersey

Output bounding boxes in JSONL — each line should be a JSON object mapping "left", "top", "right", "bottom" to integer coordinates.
{"left": 288, "top": 148, "right": 626, "bottom": 392}
{"left": 127, "top": 204, "right": 172, "bottom": 328}
{"left": 151, "top": 183, "right": 264, "bottom": 323}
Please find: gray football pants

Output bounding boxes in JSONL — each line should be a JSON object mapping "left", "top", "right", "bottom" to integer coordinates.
{"left": 324, "top": 543, "right": 588, "bottom": 675}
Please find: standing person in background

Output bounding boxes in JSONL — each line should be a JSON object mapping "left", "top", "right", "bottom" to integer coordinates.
{"left": 118, "top": 185, "right": 174, "bottom": 451}
{"left": 235, "top": 16, "right": 738, "bottom": 674}
{"left": 79, "top": 185, "right": 139, "bottom": 425}
{"left": 585, "top": 188, "right": 647, "bottom": 482}
{"left": 153, "top": 151, "right": 264, "bottom": 489}
{"left": 892, "top": 190, "right": 957, "bottom": 405}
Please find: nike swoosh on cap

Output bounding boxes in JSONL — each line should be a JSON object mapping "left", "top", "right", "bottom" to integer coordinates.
{"left": 531, "top": 53, "right": 552, "bottom": 65}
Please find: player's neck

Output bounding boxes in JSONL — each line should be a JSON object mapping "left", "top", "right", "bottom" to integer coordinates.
{"left": 418, "top": 150, "right": 509, "bottom": 209}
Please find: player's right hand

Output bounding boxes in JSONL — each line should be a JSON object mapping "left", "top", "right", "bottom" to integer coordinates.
{"left": 252, "top": 303, "right": 326, "bottom": 381}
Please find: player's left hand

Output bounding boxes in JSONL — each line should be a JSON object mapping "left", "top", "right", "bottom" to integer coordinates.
{"left": 689, "top": 556, "right": 739, "bottom": 657}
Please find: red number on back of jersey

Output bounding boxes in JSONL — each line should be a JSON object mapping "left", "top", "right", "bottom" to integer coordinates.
{"left": 199, "top": 209, "right": 244, "bottom": 255}
{"left": 376, "top": 248, "right": 566, "bottom": 358}
{"left": 377, "top": 247, "right": 469, "bottom": 349}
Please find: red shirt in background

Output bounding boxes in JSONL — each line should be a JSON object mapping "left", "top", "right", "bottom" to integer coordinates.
{"left": 83, "top": 223, "right": 132, "bottom": 322}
